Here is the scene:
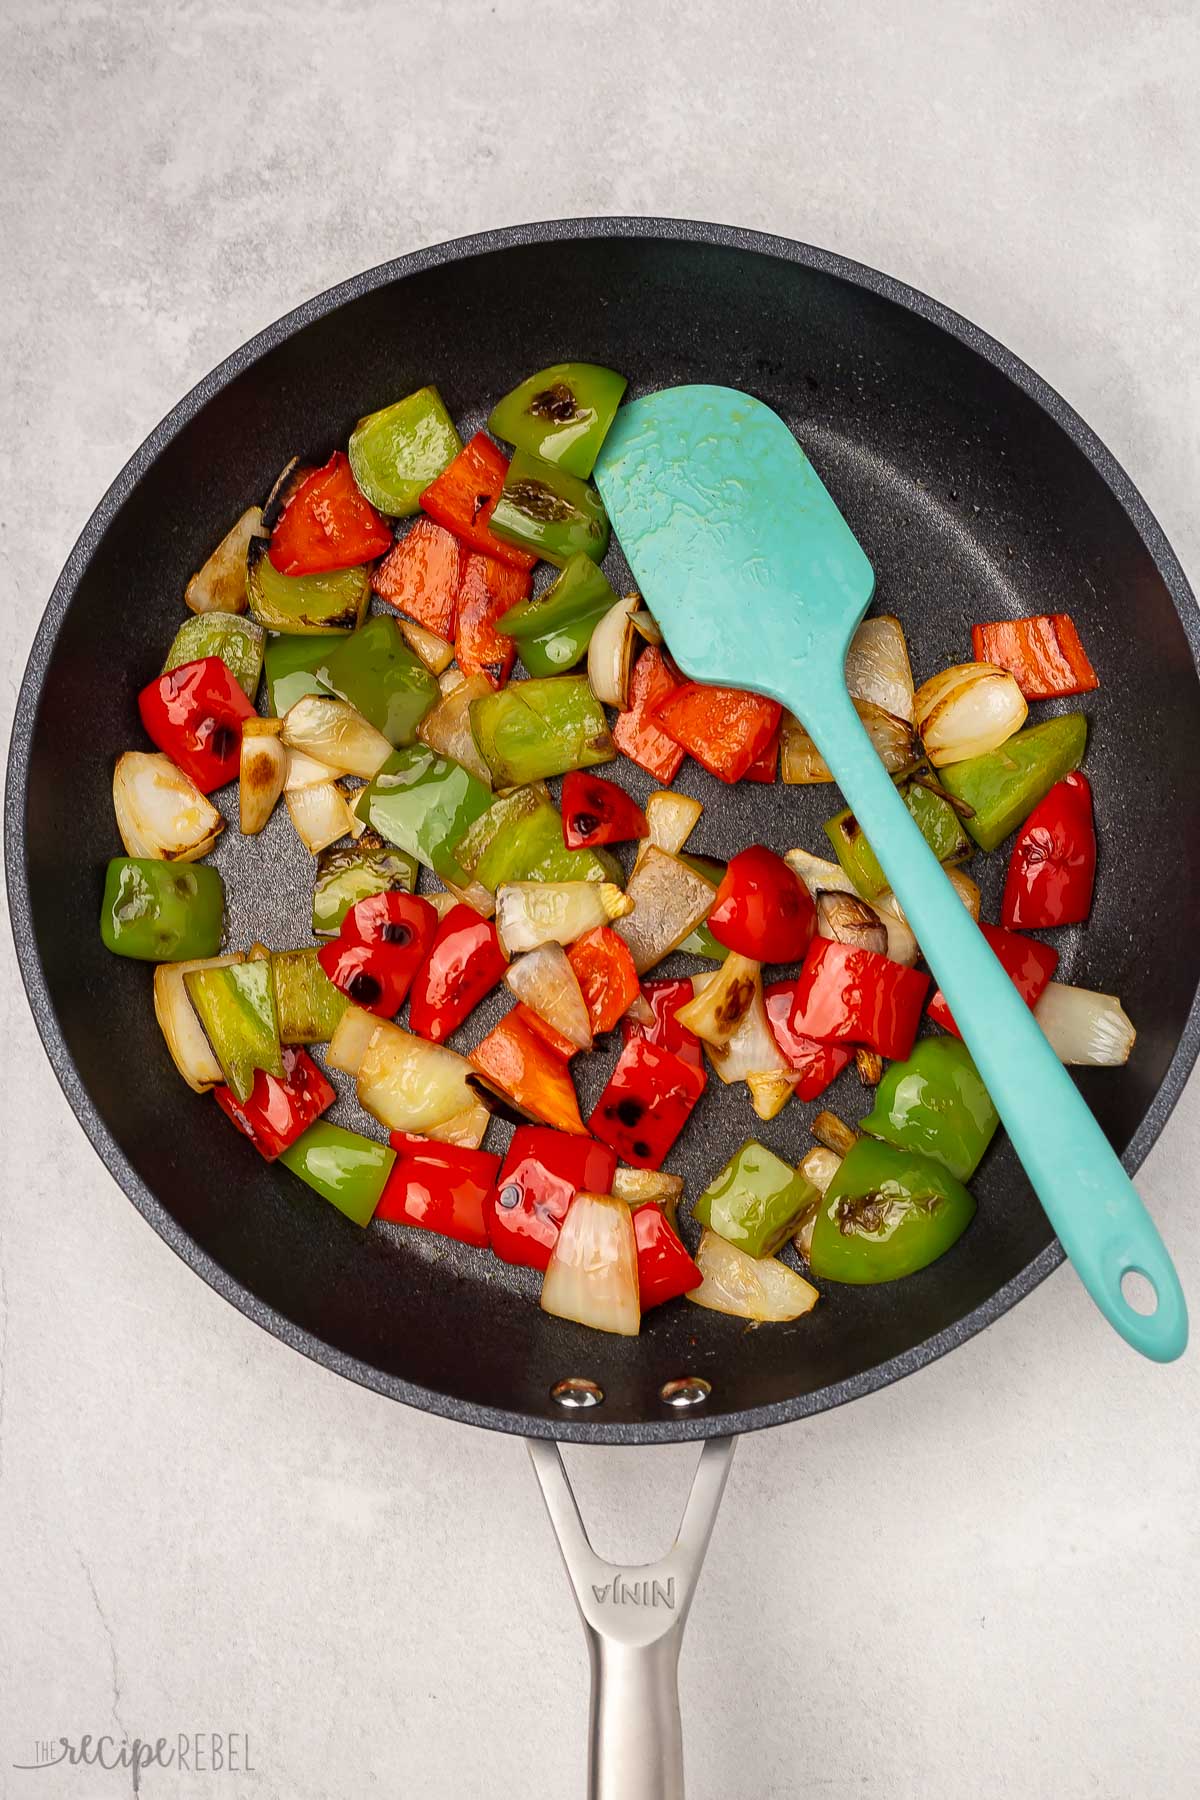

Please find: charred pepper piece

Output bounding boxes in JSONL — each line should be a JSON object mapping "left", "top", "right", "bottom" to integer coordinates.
{"left": 488, "top": 362, "right": 627, "bottom": 478}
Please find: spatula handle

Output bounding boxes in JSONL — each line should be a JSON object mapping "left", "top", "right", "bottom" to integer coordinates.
{"left": 803, "top": 681, "right": 1187, "bottom": 1361}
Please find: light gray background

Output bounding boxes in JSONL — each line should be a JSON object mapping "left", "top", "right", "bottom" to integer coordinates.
{"left": 2, "top": 2, "right": 1198, "bottom": 1796}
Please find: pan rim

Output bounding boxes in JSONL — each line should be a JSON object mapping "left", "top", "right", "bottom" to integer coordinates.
{"left": 7, "top": 215, "right": 1199, "bottom": 1444}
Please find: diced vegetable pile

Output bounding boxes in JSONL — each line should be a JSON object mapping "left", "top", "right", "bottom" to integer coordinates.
{"left": 100, "top": 363, "right": 1135, "bottom": 1337}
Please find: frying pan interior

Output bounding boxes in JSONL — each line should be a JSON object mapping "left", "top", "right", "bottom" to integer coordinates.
{"left": 9, "top": 223, "right": 1200, "bottom": 1442}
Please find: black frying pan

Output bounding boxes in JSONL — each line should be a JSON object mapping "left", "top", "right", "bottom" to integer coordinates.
{"left": 8, "top": 218, "right": 1200, "bottom": 1792}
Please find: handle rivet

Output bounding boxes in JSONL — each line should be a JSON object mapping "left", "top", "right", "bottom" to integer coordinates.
{"left": 551, "top": 1377, "right": 605, "bottom": 1409}
{"left": 660, "top": 1376, "right": 711, "bottom": 1408}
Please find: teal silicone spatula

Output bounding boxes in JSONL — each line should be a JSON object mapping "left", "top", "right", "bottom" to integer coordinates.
{"left": 595, "top": 385, "right": 1186, "bottom": 1361}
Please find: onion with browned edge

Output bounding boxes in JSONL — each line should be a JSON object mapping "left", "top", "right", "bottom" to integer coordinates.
{"left": 113, "top": 751, "right": 224, "bottom": 862}
{"left": 914, "top": 662, "right": 1028, "bottom": 767}
{"left": 687, "top": 1229, "right": 819, "bottom": 1322}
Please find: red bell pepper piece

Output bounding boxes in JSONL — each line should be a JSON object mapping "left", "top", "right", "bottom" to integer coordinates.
{"left": 469, "top": 1010, "right": 588, "bottom": 1134}
{"left": 455, "top": 552, "right": 528, "bottom": 687}
{"left": 971, "top": 613, "right": 1099, "bottom": 701}
{"left": 375, "top": 1134, "right": 500, "bottom": 1248}
{"left": 633, "top": 1203, "right": 703, "bottom": 1309}
{"left": 622, "top": 978, "right": 703, "bottom": 1070}
{"left": 650, "top": 683, "right": 781, "bottom": 784}
{"left": 138, "top": 655, "right": 256, "bottom": 794}
{"left": 268, "top": 451, "right": 393, "bottom": 576}
{"left": 372, "top": 516, "right": 464, "bottom": 639}
{"left": 588, "top": 1037, "right": 706, "bottom": 1170}
{"left": 612, "top": 645, "right": 686, "bottom": 783}
{"left": 407, "top": 904, "right": 505, "bottom": 1043}
{"left": 1000, "top": 772, "right": 1096, "bottom": 930}
{"left": 318, "top": 892, "right": 437, "bottom": 1016}
{"left": 764, "top": 980, "right": 854, "bottom": 1100}
{"left": 567, "top": 926, "right": 640, "bottom": 1036}
{"left": 515, "top": 1002, "right": 581, "bottom": 1062}
{"left": 790, "top": 937, "right": 930, "bottom": 1061}
{"left": 214, "top": 1046, "right": 335, "bottom": 1161}
{"left": 928, "top": 922, "right": 1059, "bottom": 1038}
{"left": 485, "top": 1126, "right": 617, "bottom": 1269}
{"left": 419, "top": 432, "right": 537, "bottom": 572}
{"left": 742, "top": 722, "right": 780, "bottom": 783}
{"left": 709, "top": 845, "right": 817, "bottom": 963}
{"left": 560, "top": 772, "right": 649, "bottom": 850}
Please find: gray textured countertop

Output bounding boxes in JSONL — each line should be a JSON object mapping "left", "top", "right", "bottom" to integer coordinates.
{"left": 2, "top": 3, "right": 1198, "bottom": 1796}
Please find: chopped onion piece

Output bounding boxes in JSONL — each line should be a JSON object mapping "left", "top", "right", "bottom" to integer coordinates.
{"left": 812, "top": 1109, "right": 858, "bottom": 1157}
{"left": 624, "top": 991, "right": 655, "bottom": 1026}
{"left": 326, "top": 1004, "right": 379, "bottom": 1076}
{"left": 541, "top": 1192, "right": 641, "bottom": 1337}
{"left": 423, "top": 1101, "right": 491, "bottom": 1149}
{"left": 914, "top": 662, "right": 1028, "bottom": 767}
{"left": 845, "top": 615, "right": 915, "bottom": 722}
{"left": 855, "top": 1047, "right": 884, "bottom": 1087}
{"left": 611, "top": 1166, "right": 684, "bottom": 1210}
{"left": 399, "top": 617, "right": 455, "bottom": 675}
{"left": 285, "top": 782, "right": 354, "bottom": 854}
{"left": 184, "top": 505, "right": 263, "bottom": 614}
{"left": 687, "top": 1229, "right": 819, "bottom": 1323}
{"left": 699, "top": 961, "right": 790, "bottom": 1087}
{"left": 496, "top": 881, "right": 631, "bottom": 957}
{"left": 746, "top": 1068, "right": 797, "bottom": 1121}
{"left": 153, "top": 953, "right": 244, "bottom": 1091}
{"left": 612, "top": 847, "right": 716, "bottom": 975}
{"left": 675, "top": 951, "right": 760, "bottom": 1054}
{"left": 781, "top": 701, "right": 914, "bottom": 784}
{"left": 645, "top": 790, "right": 702, "bottom": 856}
{"left": 1034, "top": 982, "right": 1136, "bottom": 1066}
{"left": 357, "top": 1020, "right": 475, "bottom": 1132}
{"left": 505, "top": 943, "right": 593, "bottom": 1050}
{"left": 285, "top": 748, "right": 342, "bottom": 792}
{"left": 799, "top": 1146, "right": 842, "bottom": 1198}
{"left": 282, "top": 693, "right": 393, "bottom": 779}
{"left": 417, "top": 671, "right": 494, "bottom": 787}
{"left": 587, "top": 594, "right": 639, "bottom": 708}
{"left": 630, "top": 609, "right": 663, "bottom": 645}
{"left": 784, "top": 847, "right": 846, "bottom": 896}
{"left": 113, "top": 751, "right": 224, "bottom": 862}
{"left": 816, "top": 889, "right": 888, "bottom": 954}
{"left": 239, "top": 721, "right": 287, "bottom": 835}
{"left": 440, "top": 873, "right": 497, "bottom": 921}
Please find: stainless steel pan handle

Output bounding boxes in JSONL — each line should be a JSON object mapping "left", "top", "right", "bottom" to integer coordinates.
{"left": 528, "top": 1436, "right": 736, "bottom": 1800}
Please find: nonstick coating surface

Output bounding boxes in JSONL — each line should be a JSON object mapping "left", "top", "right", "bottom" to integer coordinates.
{"left": 9, "top": 220, "right": 1200, "bottom": 1443}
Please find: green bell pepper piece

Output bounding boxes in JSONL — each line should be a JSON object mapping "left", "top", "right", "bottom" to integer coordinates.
{"left": 247, "top": 541, "right": 370, "bottom": 635}
{"left": 488, "top": 362, "right": 627, "bottom": 478}
{"left": 357, "top": 744, "right": 492, "bottom": 887}
{"left": 938, "top": 714, "right": 1087, "bottom": 852}
{"left": 678, "top": 855, "right": 730, "bottom": 961}
{"left": 488, "top": 450, "right": 611, "bottom": 567}
{"left": 264, "top": 632, "right": 344, "bottom": 715}
{"left": 100, "top": 858, "right": 224, "bottom": 962}
{"left": 861, "top": 1036, "right": 998, "bottom": 1181}
{"left": 903, "top": 781, "right": 971, "bottom": 862}
{"left": 470, "top": 675, "right": 614, "bottom": 786}
{"left": 312, "top": 838, "right": 419, "bottom": 937}
{"left": 270, "top": 948, "right": 348, "bottom": 1044}
{"left": 692, "top": 1140, "right": 819, "bottom": 1259}
{"left": 809, "top": 1138, "right": 976, "bottom": 1284}
{"left": 278, "top": 1121, "right": 396, "bottom": 1227}
{"left": 496, "top": 553, "right": 618, "bottom": 676}
{"left": 454, "top": 786, "right": 619, "bottom": 892}
{"left": 184, "top": 959, "right": 283, "bottom": 1103}
{"left": 825, "top": 781, "right": 972, "bottom": 900}
{"left": 316, "top": 615, "right": 438, "bottom": 747}
{"left": 347, "top": 385, "right": 462, "bottom": 517}
{"left": 163, "top": 612, "right": 265, "bottom": 701}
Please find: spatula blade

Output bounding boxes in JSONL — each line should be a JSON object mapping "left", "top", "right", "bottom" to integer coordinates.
{"left": 593, "top": 385, "right": 875, "bottom": 701}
